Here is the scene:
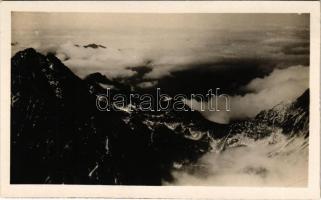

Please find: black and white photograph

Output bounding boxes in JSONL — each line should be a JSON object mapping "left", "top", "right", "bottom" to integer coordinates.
{"left": 0, "top": 1, "right": 320, "bottom": 199}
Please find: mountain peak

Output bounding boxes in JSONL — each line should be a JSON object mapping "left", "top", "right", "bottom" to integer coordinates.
{"left": 19, "top": 47, "right": 37, "bottom": 55}
{"left": 83, "top": 43, "right": 107, "bottom": 49}
{"left": 84, "top": 72, "right": 112, "bottom": 84}
{"left": 12, "top": 48, "right": 44, "bottom": 69}
{"left": 294, "top": 89, "right": 309, "bottom": 110}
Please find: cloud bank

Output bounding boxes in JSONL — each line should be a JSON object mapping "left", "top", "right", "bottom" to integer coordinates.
{"left": 167, "top": 134, "right": 308, "bottom": 186}
{"left": 188, "top": 65, "right": 309, "bottom": 124}
{"left": 12, "top": 13, "right": 309, "bottom": 83}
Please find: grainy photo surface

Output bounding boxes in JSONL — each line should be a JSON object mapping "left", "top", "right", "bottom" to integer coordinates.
{"left": 11, "top": 12, "right": 310, "bottom": 186}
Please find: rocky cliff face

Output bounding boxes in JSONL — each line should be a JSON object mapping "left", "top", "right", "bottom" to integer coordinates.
{"left": 11, "top": 48, "right": 309, "bottom": 185}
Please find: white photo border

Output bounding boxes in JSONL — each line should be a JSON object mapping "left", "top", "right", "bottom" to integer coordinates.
{"left": 0, "top": 1, "right": 320, "bottom": 199}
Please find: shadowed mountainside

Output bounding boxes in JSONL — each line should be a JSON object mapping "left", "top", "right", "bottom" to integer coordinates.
{"left": 11, "top": 48, "right": 309, "bottom": 185}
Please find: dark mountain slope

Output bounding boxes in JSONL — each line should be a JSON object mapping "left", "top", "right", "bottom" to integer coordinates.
{"left": 11, "top": 48, "right": 220, "bottom": 185}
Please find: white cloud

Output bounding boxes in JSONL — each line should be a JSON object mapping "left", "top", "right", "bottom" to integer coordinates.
{"left": 167, "top": 134, "right": 308, "bottom": 186}
{"left": 246, "top": 65, "right": 308, "bottom": 92}
{"left": 136, "top": 81, "right": 158, "bottom": 89}
{"left": 187, "top": 65, "right": 309, "bottom": 124}
{"left": 33, "top": 41, "right": 145, "bottom": 79}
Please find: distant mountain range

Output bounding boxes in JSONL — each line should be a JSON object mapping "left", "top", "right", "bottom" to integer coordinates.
{"left": 11, "top": 48, "right": 309, "bottom": 185}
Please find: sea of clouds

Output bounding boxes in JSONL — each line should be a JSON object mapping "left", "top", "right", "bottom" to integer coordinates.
{"left": 12, "top": 20, "right": 309, "bottom": 124}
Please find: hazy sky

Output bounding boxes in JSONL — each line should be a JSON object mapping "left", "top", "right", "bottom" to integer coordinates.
{"left": 12, "top": 12, "right": 309, "bottom": 31}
